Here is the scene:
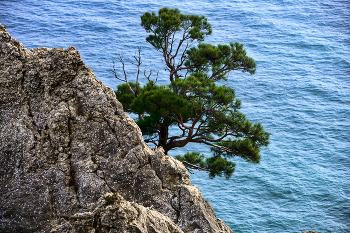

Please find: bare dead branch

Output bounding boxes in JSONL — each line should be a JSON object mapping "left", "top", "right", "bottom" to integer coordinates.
{"left": 112, "top": 55, "right": 136, "bottom": 96}
{"left": 143, "top": 70, "right": 159, "bottom": 86}
{"left": 131, "top": 47, "right": 143, "bottom": 95}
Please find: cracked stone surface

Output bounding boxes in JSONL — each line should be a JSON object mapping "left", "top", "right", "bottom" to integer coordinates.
{"left": 51, "top": 193, "right": 184, "bottom": 233}
{"left": 0, "top": 24, "right": 234, "bottom": 233}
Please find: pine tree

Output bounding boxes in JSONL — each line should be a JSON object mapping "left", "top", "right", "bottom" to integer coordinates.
{"left": 112, "top": 8, "right": 269, "bottom": 179}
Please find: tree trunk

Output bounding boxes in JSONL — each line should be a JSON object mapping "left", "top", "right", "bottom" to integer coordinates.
{"left": 159, "top": 126, "right": 169, "bottom": 154}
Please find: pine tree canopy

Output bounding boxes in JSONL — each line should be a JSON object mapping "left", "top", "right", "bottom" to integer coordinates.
{"left": 112, "top": 7, "right": 270, "bottom": 179}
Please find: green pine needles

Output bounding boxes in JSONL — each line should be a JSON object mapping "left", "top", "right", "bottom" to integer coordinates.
{"left": 112, "top": 7, "right": 270, "bottom": 179}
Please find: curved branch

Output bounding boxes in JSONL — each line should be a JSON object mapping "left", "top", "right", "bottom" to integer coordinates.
{"left": 168, "top": 122, "right": 187, "bottom": 143}
{"left": 192, "top": 140, "right": 239, "bottom": 154}
{"left": 181, "top": 161, "right": 210, "bottom": 171}
{"left": 144, "top": 139, "right": 158, "bottom": 146}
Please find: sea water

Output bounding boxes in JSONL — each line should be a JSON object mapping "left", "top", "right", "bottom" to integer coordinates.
{"left": 1, "top": 0, "right": 349, "bottom": 232}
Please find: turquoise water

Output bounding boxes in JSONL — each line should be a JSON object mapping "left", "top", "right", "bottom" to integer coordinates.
{"left": 1, "top": 0, "right": 349, "bottom": 232}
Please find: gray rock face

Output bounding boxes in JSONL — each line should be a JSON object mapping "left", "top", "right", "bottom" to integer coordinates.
{"left": 0, "top": 24, "right": 233, "bottom": 233}
{"left": 51, "top": 193, "right": 184, "bottom": 233}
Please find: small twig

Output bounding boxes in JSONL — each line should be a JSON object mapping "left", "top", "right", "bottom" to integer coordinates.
{"left": 144, "top": 70, "right": 159, "bottom": 86}
{"left": 144, "top": 70, "right": 152, "bottom": 81}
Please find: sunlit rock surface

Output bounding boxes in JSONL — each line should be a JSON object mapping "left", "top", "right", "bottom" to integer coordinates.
{"left": 0, "top": 24, "right": 233, "bottom": 233}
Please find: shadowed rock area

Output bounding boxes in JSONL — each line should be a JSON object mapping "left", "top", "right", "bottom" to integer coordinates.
{"left": 0, "top": 24, "right": 233, "bottom": 233}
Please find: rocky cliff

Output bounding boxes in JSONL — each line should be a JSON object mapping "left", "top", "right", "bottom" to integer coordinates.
{"left": 0, "top": 24, "right": 233, "bottom": 233}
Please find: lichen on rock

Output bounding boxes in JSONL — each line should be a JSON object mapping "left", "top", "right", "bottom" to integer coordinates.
{"left": 0, "top": 24, "right": 233, "bottom": 233}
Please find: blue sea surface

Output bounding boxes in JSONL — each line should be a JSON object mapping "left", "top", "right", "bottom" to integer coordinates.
{"left": 1, "top": 0, "right": 349, "bottom": 232}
